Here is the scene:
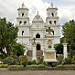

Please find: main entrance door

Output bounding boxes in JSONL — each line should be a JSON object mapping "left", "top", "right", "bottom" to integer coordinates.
{"left": 36, "top": 44, "right": 41, "bottom": 50}
{"left": 36, "top": 44, "right": 43, "bottom": 57}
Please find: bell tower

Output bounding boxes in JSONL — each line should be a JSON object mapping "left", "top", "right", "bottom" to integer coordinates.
{"left": 46, "top": 3, "right": 60, "bottom": 43}
{"left": 16, "top": 3, "right": 30, "bottom": 49}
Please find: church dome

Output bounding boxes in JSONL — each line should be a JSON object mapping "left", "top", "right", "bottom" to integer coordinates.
{"left": 32, "top": 11, "right": 44, "bottom": 23}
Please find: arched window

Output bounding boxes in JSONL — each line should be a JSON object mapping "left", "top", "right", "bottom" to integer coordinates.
{"left": 22, "top": 13, "right": 24, "bottom": 17}
{"left": 22, "top": 31, "right": 24, "bottom": 35}
{"left": 19, "top": 21, "right": 22, "bottom": 25}
{"left": 24, "top": 21, "right": 27, "bottom": 24}
{"left": 49, "top": 21, "right": 52, "bottom": 24}
{"left": 52, "top": 13, "right": 54, "bottom": 16}
{"left": 54, "top": 21, "right": 56, "bottom": 24}
{"left": 36, "top": 34, "right": 40, "bottom": 38}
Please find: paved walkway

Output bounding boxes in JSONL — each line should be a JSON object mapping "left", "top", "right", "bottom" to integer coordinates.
{"left": 0, "top": 70, "right": 75, "bottom": 75}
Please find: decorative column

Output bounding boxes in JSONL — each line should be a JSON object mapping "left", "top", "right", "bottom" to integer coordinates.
{"left": 63, "top": 37, "right": 68, "bottom": 59}
{"left": 32, "top": 38, "right": 37, "bottom": 60}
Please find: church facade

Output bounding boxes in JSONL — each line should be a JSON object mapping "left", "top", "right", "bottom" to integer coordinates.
{"left": 16, "top": 3, "right": 60, "bottom": 62}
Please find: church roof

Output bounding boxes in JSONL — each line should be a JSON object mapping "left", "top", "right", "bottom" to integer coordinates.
{"left": 32, "top": 11, "right": 44, "bottom": 23}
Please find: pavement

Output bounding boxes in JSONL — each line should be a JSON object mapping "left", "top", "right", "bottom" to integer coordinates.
{"left": 0, "top": 70, "right": 75, "bottom": 75}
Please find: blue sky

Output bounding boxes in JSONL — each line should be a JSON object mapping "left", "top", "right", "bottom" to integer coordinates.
{"left": 43, "top": 0, "right": 75, "bottom": 6}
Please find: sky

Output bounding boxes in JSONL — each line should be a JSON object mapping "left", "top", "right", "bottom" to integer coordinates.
{"left": 0, "top": 0, "right": 75, "bottom": 25}
{"left": 0, "top": 0, "right": 75, "bottom": 37}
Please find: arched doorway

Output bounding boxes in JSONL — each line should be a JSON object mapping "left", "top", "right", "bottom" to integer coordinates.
{"left": 36, "top": 44, "right": 41, "bottom": 50}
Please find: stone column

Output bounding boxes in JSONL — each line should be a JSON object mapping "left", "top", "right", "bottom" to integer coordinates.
{"left": 63, "top": 43, "right": 68, "bottom": 59}
{"left": 32, "top": 43, "right": 37, "bottom": 60}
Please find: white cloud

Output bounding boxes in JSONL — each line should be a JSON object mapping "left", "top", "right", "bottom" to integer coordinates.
{"left": 0, "top": 0, "right": 50, "bottom": 24}
{"left": 0, "top": 0, "right": 75, "bottom": 26}
{"left": 58, "top": 5, "right": 75, "bottom": 25}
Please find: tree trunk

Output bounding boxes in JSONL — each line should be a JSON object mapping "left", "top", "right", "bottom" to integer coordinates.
{"left": 6, "top": 46, "right": 11, "bottom": 56}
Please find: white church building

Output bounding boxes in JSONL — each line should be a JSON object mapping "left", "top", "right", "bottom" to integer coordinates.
{"left": 16, "top": 3, "right": 60, "bottom": 62}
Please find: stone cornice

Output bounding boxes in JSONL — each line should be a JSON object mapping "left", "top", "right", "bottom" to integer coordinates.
{"left": 32, "top": 21, "right": 44, "bottom": 23}
{"left": 46, "top": 17, "right": 59, "bottom": 20}
{"left": 18, "top": 36, "right": 30, "bottom": 38}
{"left": 44, "top": 25, "right": 60, "bottom": 27}
{"left": 16, "top": 17, "right": 29, "bottom": 19}
{"left": 30, "top": 28, "right": 45, "bottom": 31}
{"left": 17, "top": 8, "right": 29, "bottom": 11}
{"left": 17, "top": 25, "right": 30, "bottom": 27}
{"left": 54, "top": 35, "right": 60, "bottom": 37}
{"left": 47, "top": 7, "right": 58, "bottom": 10}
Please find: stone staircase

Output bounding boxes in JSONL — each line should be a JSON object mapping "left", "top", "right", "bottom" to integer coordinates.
{"left": 27, "top": 50, "right": 43, "bottom": 61}
{"left": 37, "top": 50, "right": 43, "bottom": 57}
{"left": 27, "top": 50, "right": 32, "bottom": 61}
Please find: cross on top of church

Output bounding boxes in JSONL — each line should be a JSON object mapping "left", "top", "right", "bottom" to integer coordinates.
{"left": 46, "top": 27, "right": 53, "bottom": 35}
{"left": 37, "top": 11, "right": 39, "bottom": 15}
{"left": 22, "top": 3, "right": 25, "bottom": 8}
{"left": 51, "top": 3, "right": 53, "bottom": 8}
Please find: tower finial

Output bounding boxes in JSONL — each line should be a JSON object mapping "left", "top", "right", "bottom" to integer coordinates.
{"left": 22, "top": 3, "right": 25, "bottom": 8}
{"left": 51, "top": 2, "right": 53, "bottom": 8}
{"left": 37, "top": 11, "right": 39, "bottom": 15}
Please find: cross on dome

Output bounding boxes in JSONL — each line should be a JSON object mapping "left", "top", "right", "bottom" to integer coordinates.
{"left": 37, "top": 11, "right": 39, "bottom": 15}
{"left": 51, "top": 2, "right": 53, "bottom": 8}
{"left": 22, "top": 3, "right": 25, "bottom": 8}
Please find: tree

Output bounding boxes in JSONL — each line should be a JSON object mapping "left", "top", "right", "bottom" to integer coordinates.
{"left": 62, "top": 20, "right": 75, "bottom": 51}
{"left": 60, "top": 37, "right": 64, "bottom": 43}
{"left": 54, "top": 43, "right": 63, "bottom": 54}
{"left": 12, "top": 43, "right": 25, "bottom": 56}
{"left": 0, "top": 17, "right": 18, "bottom": 56}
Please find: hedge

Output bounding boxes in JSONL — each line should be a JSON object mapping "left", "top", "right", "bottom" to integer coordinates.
{"left": 8, "top": 65, "right": 23, "bottom": 68}
{"left": 56, "top": 64, "right": 75, "bottom": 68}
{"left": 0, "top": 64, "right": 8, "bottom": 68}
{"left": 26, "top": 64, "right": 49, "bottom": 68}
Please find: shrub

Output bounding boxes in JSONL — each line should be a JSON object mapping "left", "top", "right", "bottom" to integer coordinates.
{"left": 27, "top": 61, "right": 32, "bottom": 65}
{"left": 19, "top": 55, "right": 28, "bottom": 67}
{"left": 56, "top": 64, "right": 63, "bottom": 68}
{"left": 56, "top": 64, "right": 75, "bottom": 68}
{"left": 43, "top": 61, "right": 49, "bottom": 66}
{"left": 3, "top": 56, "right": 15, "bottom": 65}
{"left": 71, "top": 57, "right": 75, "bottom": 64}
{"left": 37, "top": 57, "right": 43, "bottom": 64}
{"left": 57, "top": 55, "right": 64, "bottom": 64}
{"left": 0, "top": 52, "right": 6, "bottom": 59}
{"left": 26, "top": 64, "right": 47, "bottom": 68}
{"left": 31, "top": 60, "right": 36, "bottom": 65}
{"left": 8, "top": 65, "right": 23, "bottom": 68}
{"left": 0, "top": 64, "right": 8, "bottom": 68}
{"left": 54, "top": 43, "right": 63, "bottom": 54}
{"left": 12, "top": 43, "right": 25, "bottom": 56}
{"left": 63, "top": 58, "right": 72, "bottom": 64}
{"left": 52, "top": 62, "right": 59, "bottom": 67}
{"left": 38, "top": 64, "right": 46, "bottom": 68}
